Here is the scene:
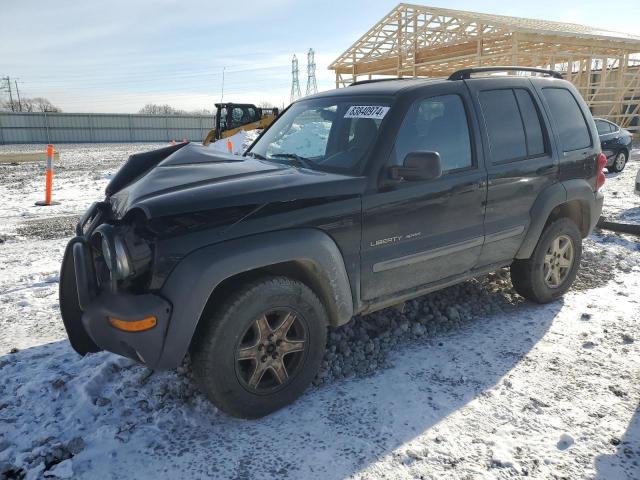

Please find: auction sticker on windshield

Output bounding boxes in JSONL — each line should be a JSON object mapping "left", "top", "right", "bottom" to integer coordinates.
{"left": 344, "top": 105, "right": 390, "bottom": 119}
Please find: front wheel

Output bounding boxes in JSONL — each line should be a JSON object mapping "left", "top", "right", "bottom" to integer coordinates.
{"left": 511, "top": 218, "right": 582, "bottom": 303}
{"left": 191, "top": 276, "right": 327, "bottom": 418}
{"left": 609, "top": 150, "right": 627, "bottom": 173}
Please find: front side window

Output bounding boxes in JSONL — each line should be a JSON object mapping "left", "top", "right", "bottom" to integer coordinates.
{"left": 249, "top": 98, "right": 390, "bottom": 172}
{"left": 392, "top": 94, "right": 472, "bottom": 172}
{"left": 218, "top": 107, "right": 228, "bottom": 130}
{"left": 542, "top": 88, "right": 592, "bottom": 152}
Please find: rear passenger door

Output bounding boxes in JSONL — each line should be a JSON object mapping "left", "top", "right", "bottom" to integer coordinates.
{"left": 465, "top": 79, "right": 557, "bottom": 267}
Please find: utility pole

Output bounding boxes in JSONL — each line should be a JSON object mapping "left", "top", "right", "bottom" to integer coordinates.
{"left": 290, "top": 55, "right": 301, "bottom": 103}
{"left": 220, "top": 67, "right": 226, "bottom": 103}
{"left": 14, "top": 80, "right": 22, "bottom": 112}
{"left": 306, "top": 48, "right": 318, "bottom": 96}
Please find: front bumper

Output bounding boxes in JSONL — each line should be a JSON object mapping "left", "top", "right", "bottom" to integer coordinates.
{"left": 80, "top": 288, "right": 171, "bottom": 366}
{"left": 63, "top": 230, "right": 172, "bottom": 368}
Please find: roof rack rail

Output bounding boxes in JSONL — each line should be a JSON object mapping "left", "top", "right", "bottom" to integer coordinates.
{"left": 448, "top": 66, "right": 563, "bottom": 81}
{"left": 348, "top": 77, "right": 417, "bottom": 87}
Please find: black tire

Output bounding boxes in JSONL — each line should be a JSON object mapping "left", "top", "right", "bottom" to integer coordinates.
{"left": 190, "top": 276, "right": 327, "bottom": 418}
{"left": 609, "top": 150, "right": 627, "bottom": 173}
{"left": 511, "top": 218, "right": 582, "bottom": 303}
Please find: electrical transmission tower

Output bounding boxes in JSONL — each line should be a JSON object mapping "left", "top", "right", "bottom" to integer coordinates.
{"left": 306, "top": 48, "right": 318, "bottom": 96}
{"left": 1, "top": 76, "right": 15, "bottom": 112}
{"left": 290, "top": 55, "right": 301, "bottom": 103}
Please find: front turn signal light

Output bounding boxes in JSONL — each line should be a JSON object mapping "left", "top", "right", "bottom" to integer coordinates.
{"left": 109, "top": 316, "right": 157, "bottom": 332}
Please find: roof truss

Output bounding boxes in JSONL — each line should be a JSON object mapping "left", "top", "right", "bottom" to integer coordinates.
{"left": 329, "top": 3, "right": 640, "bottom": 131}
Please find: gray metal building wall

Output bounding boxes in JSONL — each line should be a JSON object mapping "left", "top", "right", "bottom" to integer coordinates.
{"left": 0, "top": 112, "right": 216, "bottom": 144}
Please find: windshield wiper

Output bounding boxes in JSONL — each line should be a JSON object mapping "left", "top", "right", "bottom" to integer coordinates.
{"left": 269, "top": 153, "right": 315, "bottom": 169}
{"left": 246, "top": 151, "right": 266, "bottom": 160}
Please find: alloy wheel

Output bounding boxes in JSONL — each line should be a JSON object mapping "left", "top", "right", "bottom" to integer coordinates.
{"left": 614, "top": 151, "right": 627, "bottom": 171}
{"left": 235, "top": 308, "right": 307, "bottom": 393}
{"left": 543, "top": 234, "right": 574, "bottom": 288}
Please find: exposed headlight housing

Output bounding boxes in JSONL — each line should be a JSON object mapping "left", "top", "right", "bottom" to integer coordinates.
{"left": 93, "top": 224, "right": 151, "bottom": 285}
{"left": 113, "top": 235, "right": 133, "bottom": 279}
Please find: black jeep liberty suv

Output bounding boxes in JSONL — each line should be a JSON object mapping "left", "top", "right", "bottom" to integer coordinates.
{"left": 60, "top": 67, "right": 605, "bottom": 418}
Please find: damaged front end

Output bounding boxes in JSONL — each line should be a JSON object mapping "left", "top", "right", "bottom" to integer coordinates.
{"left": 59, "top": 141, "right": 259, "bottom": 367}
{"left": 60, "top": 200, "right": 172, "bottom": 366}
{"left": 59, "top": 143, "right": 187, "bottom": 366}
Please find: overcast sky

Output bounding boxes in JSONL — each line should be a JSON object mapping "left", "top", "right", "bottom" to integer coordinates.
{"left": 2, "top": 0, "right": 639, "bottom": 113}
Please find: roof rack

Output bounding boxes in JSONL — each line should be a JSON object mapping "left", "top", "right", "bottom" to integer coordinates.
{"left": 348, "top": 77, "right": 418, "bottom": 87}
{"left": 448, "top": 66, "right": 563, "bottom": 81}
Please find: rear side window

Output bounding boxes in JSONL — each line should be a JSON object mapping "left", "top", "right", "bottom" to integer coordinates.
{"left": 542, "top": 88, "right": 592, "bottom": 151}
{"left": 514, "top": 89, "right": 545, "bottom": 156}
{"left": 595, "top": 120, "right": 610, "bottom": 135}
{"left": 479, "top": 89, "right": 547, "bottom": 163}
{"left": 479, "top": 90, "right": 526, "bottom": 163}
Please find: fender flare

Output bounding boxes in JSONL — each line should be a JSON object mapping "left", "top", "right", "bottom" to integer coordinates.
{"left": 515, "top": 179, "right": 598, "bottom": 259}
{"left": 563, "top": 178, "right": 600, "bottom": 236}
{"left": 155, "top": 228, "right": 354, "bottom": 369}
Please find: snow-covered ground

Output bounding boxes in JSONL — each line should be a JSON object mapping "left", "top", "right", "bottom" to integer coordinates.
{"left": 601, "top": 147, "right": 640, "bottom": 224}
{"left": 0, "top": 144, "right": 639, "bottom": 479}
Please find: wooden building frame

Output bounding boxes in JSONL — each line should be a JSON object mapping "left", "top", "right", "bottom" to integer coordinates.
{"left": 329, "top": 3, "right": 640, "bottom": 132}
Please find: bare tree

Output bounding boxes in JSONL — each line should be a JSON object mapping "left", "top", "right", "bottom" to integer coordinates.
{"left": 1, "top": 97, "right": 61, "bottom": 112}
{"left": 188, "top": 108, "right": 214, "bottom": 116}
{"left": 139, "top": 103, "right": 182, "bottom": 115}
{"left": 31, "top": 97, "right": 61, "bottom": 112}
{"left": 139, "top": 103, "right": 214, "bottom": 115}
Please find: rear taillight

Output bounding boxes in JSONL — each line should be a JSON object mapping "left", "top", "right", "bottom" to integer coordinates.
{"left": 596, "top": 153, "right": 607, "bottom": 191}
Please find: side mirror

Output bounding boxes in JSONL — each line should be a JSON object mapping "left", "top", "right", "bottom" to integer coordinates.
{"left": 389, "top": 151, "right": 442, "bottom": 181}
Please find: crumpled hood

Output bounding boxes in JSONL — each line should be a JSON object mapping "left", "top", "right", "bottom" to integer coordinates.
{"left": 107, "top": 143, "right": 365, "bottom": 219}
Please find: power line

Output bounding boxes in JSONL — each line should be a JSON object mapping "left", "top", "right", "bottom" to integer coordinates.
{"left": 306, "top": 48, "right": 317, "bottom": 96}
{"left": 14, "top": 63, "right": 291, "bottom": 85}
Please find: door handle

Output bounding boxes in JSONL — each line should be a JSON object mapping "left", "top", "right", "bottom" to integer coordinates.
{"left": 452, "top": 182, "right": 478, "bottom": 194}
{"left": 536, "top": 165, "right": 556, "bottom": 175}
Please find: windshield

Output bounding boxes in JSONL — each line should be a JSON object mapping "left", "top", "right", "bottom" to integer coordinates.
{"left": 248, "top": 97, "right": 391, "bottom": 173}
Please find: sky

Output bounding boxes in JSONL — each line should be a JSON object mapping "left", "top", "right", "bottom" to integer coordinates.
{"left": 2, "top": 0, "right": 640, "bottom": 113}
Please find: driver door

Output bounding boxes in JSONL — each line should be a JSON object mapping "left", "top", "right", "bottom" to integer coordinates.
{"left": 360, "top": 86, "right": 487, "bottom": 301}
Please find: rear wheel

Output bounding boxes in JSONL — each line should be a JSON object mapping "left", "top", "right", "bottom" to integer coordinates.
{"left": 609, "top": 150, "right": 627, "bottom": 173}
{"left": 190, "top": 276, "right": 327, "bottom": 418}
{"left": 511, "top": 218, "right": 582, "bottom": 303}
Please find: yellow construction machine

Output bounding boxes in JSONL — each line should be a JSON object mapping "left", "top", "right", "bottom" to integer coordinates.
{"left": 202, "top": 103, "right": 279, "bottom": 145}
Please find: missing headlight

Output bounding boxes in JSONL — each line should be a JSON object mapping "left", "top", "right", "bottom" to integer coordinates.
{"left": 93, "top": 224, "right": 152, "bottom": 282}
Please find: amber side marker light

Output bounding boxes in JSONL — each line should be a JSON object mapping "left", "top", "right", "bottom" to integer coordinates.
{"left": 109, "top": 316, "right": 157, "bottom": 332}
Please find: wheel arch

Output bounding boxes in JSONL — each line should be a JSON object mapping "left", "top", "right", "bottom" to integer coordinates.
{"left": 515, "top": 179, "right": 598, "bottom": 259}
{"left": 155, "top": 229, "right": 354, "bottom": 369}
